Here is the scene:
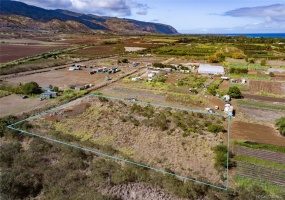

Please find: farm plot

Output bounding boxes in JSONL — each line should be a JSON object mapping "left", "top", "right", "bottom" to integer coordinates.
{"left": 231, "top": 121, "right": 285, "bottom": 147}
{"left": 18, "top": 96, "right": 228, "bottom": 187}
{"left": 73, "top": 45, "right": 117, "bottom": 56}
{"left": 0, "top": 44, "right": 68, "bottom": 63}
{"left": 237, "top": 104, "right": 285, "bottom": 123}
{"left": 235, "top": 161, "right": 285, "bottom": 186}
{"left": 248, "top": 80, "right": 285, "bottom": 94}
{"left": 234, "top": 146, "right": 285, "bottom": 164}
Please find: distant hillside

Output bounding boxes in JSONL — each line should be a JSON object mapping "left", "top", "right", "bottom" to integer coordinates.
{"left": 0, "top": 0, "right": 178, "bottom": 34}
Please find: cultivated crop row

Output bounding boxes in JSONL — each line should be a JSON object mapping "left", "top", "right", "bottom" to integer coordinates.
{"left": 234, "top": 146, "right": 285, "bottom": 164}
{"left": 236, "top": 161, "right": 285, "bottom": 186}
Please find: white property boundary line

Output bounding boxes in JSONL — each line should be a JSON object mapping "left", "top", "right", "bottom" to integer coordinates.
{"left": 7, "top": 94, "right": 231, "bottom": 191}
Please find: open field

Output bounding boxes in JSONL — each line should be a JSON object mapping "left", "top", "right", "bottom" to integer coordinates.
{"left": 4, "top": 58, "right": 136, "bottom": 88}
{"left": 0, "top": 44, "right": 69, "bottom": 63}
{"left": 22, "top": 95, "right": 227, "bottom": 186}
{"left": 0, "top": 94, "right": 47, "bottom": 117}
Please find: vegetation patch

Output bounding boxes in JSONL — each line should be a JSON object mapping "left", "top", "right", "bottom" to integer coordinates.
{"left": 19, "top": 96, "right": 227, "bottom": 187}
{"left": 234, "top": 155, "right": 285, "bottom": 171}
{"left": 233, "top": 140, "right": 285, "bottom": 154}
{"left": 237, "top": 100, "right": 285, "bottom": 111}
{"left": 233, "top": 176, "right": 285, "bottom": 196}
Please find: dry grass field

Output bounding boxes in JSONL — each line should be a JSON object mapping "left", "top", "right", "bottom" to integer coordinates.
{"left": 27, "top": 96, "right": 227, "bottom": 186}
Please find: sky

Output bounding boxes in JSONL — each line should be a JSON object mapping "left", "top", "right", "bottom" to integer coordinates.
{"left": 14, "top": 0, "right": 285, "bottom": 33}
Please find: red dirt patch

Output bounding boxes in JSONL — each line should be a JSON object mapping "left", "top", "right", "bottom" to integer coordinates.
{"left": 218, "top": 80, "right": 230, "bottom": 90}
{"left": 231, "top": 121, "right": 285, "bottom": 147}
{"left": 0, "top": 44, "right": 68, "bottom": 63}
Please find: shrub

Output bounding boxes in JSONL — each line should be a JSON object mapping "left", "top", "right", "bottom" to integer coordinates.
{"left": 22, "top": 81, "right": 41, "bottom": 95}
{"left": 213, "top": 145, "right": 235, "bottom": 169}
{"left": 232, "top": 52, "right": 245, "bottom": 59}
{"left": 260, "top": 58, "right": 266, "bottom": 66}
{"left": 275, "top": 117, "right": 285, "bottom": 136}
{"left": 228, "top": 86, "right": 242, "bottom": 98}
{"left": 207, "top": 124, "right": 224, "bottom": 133}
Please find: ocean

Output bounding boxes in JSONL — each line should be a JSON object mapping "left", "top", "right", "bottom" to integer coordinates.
{"left": 224, "top": 33, "right": 285, "bottom": 38}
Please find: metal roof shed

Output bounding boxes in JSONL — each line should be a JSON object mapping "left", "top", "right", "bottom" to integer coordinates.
{"left": 198, "top": 64, "right": 225, "bottom": 75}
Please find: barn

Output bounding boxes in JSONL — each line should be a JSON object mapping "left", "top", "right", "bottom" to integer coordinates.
{"left": 198, "top": 64, "right": 224, "bottom": 75}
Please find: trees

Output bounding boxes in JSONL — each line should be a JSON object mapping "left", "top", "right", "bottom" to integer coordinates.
{"left": 232, "top": 52, "right": 245, "bottom": 59}
{"left": 22, "top": 81, "right": 40, "bottom": 95}
{"left": 260, "top": 58, "right": 266, "bottom": 66}
{"left": 208, "top": 51, "right": 225, "bottom": 63}
{"left": 228, "top": 86, "right": 241, "bottom": 98}
{"left": 275, "top": 117, "right": 285, "bottom": 136}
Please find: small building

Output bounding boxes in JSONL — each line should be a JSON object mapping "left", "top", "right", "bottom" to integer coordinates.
{"left": 148, "top": 72, "right": 155, "bottom": 78}
{"left": 163, "top": 68, "right": 173, "bottom": 72}
{"left": 40, "top": 91, "right": 58, "bottom": 99}
{"left": 75, "top": 86, "right": 85, "bottom": 90}
{"left": 198, "top": 64, "right": 224, "bottom": 75}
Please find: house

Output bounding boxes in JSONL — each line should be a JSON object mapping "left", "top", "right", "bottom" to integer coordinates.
{"left": 198, "top": 64, "right": 224, "bottom": 75}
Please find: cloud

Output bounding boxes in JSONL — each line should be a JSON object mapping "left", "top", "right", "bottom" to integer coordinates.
{"left": 16, "top": 0, "right": 150, "bottom": 17}
{"left": 151, "top": 19, "right": 159, "bottom": 22}
{"left": 224, "top": 4, "right": 285, "bottom": 22}
{"left": 223, "top": 4, "right": 285, "bottom": 32}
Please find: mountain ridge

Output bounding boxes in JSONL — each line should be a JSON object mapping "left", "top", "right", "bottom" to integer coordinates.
{"left": 0, "top": 0, "right": 178, "bottom": 34}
